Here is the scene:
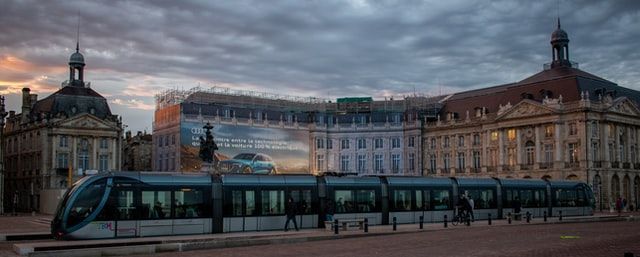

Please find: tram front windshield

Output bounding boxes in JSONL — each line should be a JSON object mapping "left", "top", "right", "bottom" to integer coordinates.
{"left": 52, "top": 178, "right": 108, "bottom": 231}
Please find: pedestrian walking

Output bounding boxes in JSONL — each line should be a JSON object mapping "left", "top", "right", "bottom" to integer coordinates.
{"left": 284, "top": 197, "right": 298, "bottom": 231}
{"left": 325, "top": 199, "right": 335, "bottom": 222}
{"left": 467, "top": 195, "right": 475, "bottom": 222}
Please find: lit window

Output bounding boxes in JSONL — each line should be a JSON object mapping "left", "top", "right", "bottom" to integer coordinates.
{"left": 508, "top": 129, "right": 516, "bottom": 141}
{"left": 545, "top": 125, "right": 554, "bottom": 138}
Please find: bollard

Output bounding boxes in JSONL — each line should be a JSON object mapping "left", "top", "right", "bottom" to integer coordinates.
{"left": 544, "top": 211, "right": 547, "bottom": 222}
{"left": 508, "top": 212, "right": 512, "bottom": 224}
{"left": 559, "top": 210, "right": 563, "bottom": 221}
{"left": 419, "top": 216, "right": 424, "bottom": 229}
{"left": 488, "top": 213, "right": 492, "bottom": 225}
{"left": 526, "top": 211, "right": 531, "bottom": 223}
{"left": 334, "top": 219, "right": 339, "bottom": 235}
{"left": 393, "top": 217, "right": 397, "bottom": 231}
{"left": 466, "top": 215, "right": 470, "bottom": 226}
{"left": 364, "top": 218, "right": 369, "bottom": 233}
{"left": 444, "top": 215, "right": 448, "bottom": 228}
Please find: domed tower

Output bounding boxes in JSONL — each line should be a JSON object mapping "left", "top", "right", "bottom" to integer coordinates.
{"left": 68, "top": 41, "right": 86, "bottom": 87}
{"left": 550, "top": 18, "right": 571, "bottom": 68}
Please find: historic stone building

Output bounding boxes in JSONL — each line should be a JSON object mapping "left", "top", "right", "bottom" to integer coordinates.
{"left": 424, "top": 20, "right": 640, "bottom": 211}
{"left": 123, "top": 131, "right": 153, "bottom": 171}
{"left": 2, "top": 44, "right": 123, "bottom": 214}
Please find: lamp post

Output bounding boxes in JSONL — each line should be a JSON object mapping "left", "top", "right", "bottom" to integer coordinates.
{"left": 0, "top": 95, "right": 8, "bottom": 215}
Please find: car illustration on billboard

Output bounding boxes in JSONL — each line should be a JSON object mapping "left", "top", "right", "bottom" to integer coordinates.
{"left": 218, "top": 153, "right": 278, "bottom": 174}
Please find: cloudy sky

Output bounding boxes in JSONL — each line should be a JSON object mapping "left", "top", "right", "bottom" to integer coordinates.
{"left": 1, "top": 0, "right": 639, "bottom": 132}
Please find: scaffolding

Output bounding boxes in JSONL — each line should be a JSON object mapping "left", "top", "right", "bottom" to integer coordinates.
{"left": 155, "top": 86, "right": 328, "bottom": 110}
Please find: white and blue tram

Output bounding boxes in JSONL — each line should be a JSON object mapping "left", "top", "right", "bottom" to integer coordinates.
{"left": 51, "top": 172, "right": 594, "bottom": 240}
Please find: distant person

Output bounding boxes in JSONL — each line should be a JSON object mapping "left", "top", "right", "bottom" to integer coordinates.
{"left": 284, "top": 197, "right": 298, "bottom": 231}
{"left": 153, "top": 201, "right": 165, "bottom": 218}
{"left": 325, "top": 199, "right": 335, "bottom": 222}
{"left": 467, "top": 195, "right": 475, "bottom": 222}
{"left": 616, "top": 197, "right": 623, "bottom": 216}
{"left": 336, "top": 197, "right": 345, "bottom": 213}
{"left": 513, "top": 196, "right": 522, "bottom": 215}
{"left": 622, "top": 198, "right": 627, "bottom": 211}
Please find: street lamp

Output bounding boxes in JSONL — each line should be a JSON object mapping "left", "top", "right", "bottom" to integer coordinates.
{"left": 0, "top": 95, "right": 8, "bottom": 215}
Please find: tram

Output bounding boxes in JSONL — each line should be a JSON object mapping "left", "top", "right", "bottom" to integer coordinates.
{"left": 51, "top": 172, "right": 594, "bottom": 240}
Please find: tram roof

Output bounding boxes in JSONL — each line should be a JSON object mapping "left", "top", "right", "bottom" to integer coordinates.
{"left": 498, "top": 178, "right": 548, "bottom": 189}
{"left": 222, "top": 174, "right": 317, "bottom": 186}
{"left": 454, "top": 177, "right": 498, "bottom": 187}
{"left": 386, "top": 177, "right": 452, "bottom": 187}
{"left": 117, "top": 172, "right": 212, "bottom": 185}
{"left": 547, "top": 180, "right": 586, "bottom": 188}
{"left": 324, "top": 176, "right": 381, "bottom": 185}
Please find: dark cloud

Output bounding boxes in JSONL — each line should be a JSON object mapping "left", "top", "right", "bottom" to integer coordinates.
{"left": 1, "top": 0, "right": 639, "bottom": 132}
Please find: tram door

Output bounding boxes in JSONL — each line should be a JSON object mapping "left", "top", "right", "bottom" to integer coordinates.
{"left": 113, "top": 187, "right": 138, "bottom": 238}
{"left": 289, "top": 189, "right": 314, "bottom": 229}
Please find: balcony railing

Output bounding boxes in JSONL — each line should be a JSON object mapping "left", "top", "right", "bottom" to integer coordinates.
{"left": 635, "top": 163, "right": 640, "bottom": 170}
{"left": 611, "top": 162, "right": 620, "bottom": 168}
{"left": 593, "top": 161, "right": 602, "bottom": 168}
{"left": 564, "top": 162, "right": 580, "bottom": 169}
{"left": 623, "top": 162, "right": 631, "bottom": 169}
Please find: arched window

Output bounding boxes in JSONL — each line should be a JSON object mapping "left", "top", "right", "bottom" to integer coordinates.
{"left": 611, "top": 175, "right": 621, "bottom": 199}
{"left": 623, "top": 175, "right": 631, "bottom": 201}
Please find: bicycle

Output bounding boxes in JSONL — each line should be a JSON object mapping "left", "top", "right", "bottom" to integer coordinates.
{"left": 451, "top": 209, "right": 470, "bottom": 226}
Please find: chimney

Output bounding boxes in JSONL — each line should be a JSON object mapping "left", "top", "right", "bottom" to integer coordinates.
{"left": 30, "top": 94, "right": 38, "bottom": 107}
{"left": 21, "top": 88, "right": 31, "bottom": 124}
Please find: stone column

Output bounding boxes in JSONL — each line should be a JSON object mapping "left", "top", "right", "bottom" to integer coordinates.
{"left": 498, "top": 130, "right": 504, "bottom": 172}
{"left": 482, "top": 131, "right": 488, "bottom": 172}
{"left": 554, "top": 123, "right": 563, "bottom": 168}
{"left": 516, "top": 129, "right": 522, "bottom": 169}
{"left": 111, "top": 138, "right": 117, "bottom": 171}
{"left": 92, "top": 137, "right": 98, "bottom": 170}
{"left": 604, "top": 123, "right": 610, "bottom": 163}
{"left": 534, "top": 126, "right": 541, "bottom": 168}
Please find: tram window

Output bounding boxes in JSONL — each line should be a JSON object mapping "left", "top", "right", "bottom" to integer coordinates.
{"left": 335, "top": 190, "right": 353, "bottom": 213}
{"left": 290, "top": 190, "right": 312, "bottom": 214}
{"left": 116, "top": 189, "right": 137, "bottom": 220}
{"left": 142, "top": 190, "right": 172, "bottom": 219}
{"left": 356, "top": 190, "right": 376, "bottom": 212}
{"left": 261, "top": 190, "right": 285, "bottom": 215}
{"left": 230, "top": 191, "right": 243, "bottom": 216}
{"left": 577, "top": 189, "right": 586, "bottom": 207}
{"left": 97, "top": 188, "right": 137, "bottom": 221}
{"left": 174, "top": 188, "right": 204, "bottom": 218}
{"left": 520, "top": 190, "right": 533, "bottom": 208}
{"left": 393, "top": 190, "right": 412, "bottom": 211}
{"left": 463, "top": 189, "right": 494, "bottom": 209}
{"left": 431, "top": 190, "right": 451, "bottom": 210}
{"left": 67, "top": 178, "right": 107, "bottom": 227}
{"left": 415, "top": 190, "right": 426, "bottom": 210}
{"left": 554, "top": 189, "right": 577, "bottom": 207}
{"left": 246, "top": 191, "right": 256, "bottom": 215}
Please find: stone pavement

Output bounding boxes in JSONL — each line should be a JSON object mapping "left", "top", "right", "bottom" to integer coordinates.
{"left": 1, "top": 211, "right": 639, "bottom": 257}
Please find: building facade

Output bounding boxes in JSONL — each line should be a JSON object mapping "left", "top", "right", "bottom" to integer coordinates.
{"left": 123, "top": 131, "right": 153, "bottom": 171}
{"left": 153, "top": 89, "right": 441, "bottom": 175}
{"left": 150, "top": 20, "right": 640, "bottom": 212}
{"left": 424, "top": 20, "right": 640, "bottom": 211}
{"left": 2, "top": 44, "right": 123, "bottom": 214}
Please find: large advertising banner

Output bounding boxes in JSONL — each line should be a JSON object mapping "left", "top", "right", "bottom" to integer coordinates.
{"left": 180, "top": 121, "right": 309, "bottom": 173}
